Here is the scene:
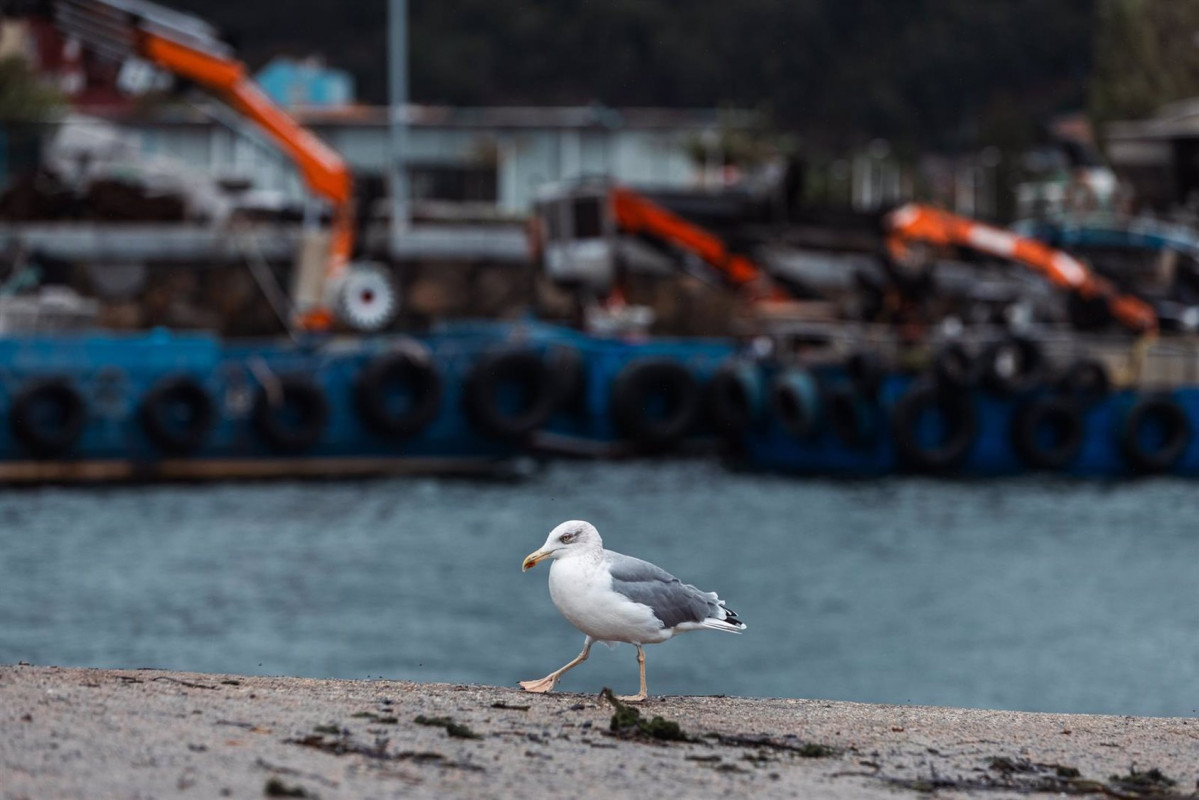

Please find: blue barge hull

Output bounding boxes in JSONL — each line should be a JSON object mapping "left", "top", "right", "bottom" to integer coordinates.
{"left": 740, "top": 369, "right": 1199, "bottom": 478}
{"left": 12, "top": 318, "right": 1197, "bottom": 481}
{"left": 535, "top": 328, "right": 735, "bottom": 456}
{"left": 0, "top": 321, "right": 737, "bottom": 481}
{"left": 0, "top": 327, "right": 521, "bottom": 480}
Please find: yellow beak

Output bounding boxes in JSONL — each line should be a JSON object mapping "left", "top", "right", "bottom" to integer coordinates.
{"left": 522, "top": 549, "right": 552, "bottom": 572}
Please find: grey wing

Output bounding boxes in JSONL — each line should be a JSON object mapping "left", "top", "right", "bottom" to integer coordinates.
{"left": 605, "top": 552, "right": 723, "bottom": 629}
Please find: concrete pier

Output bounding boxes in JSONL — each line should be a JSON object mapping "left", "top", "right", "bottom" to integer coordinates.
{"left": 1, "top": 664, "right": 1195, "bottom": 799}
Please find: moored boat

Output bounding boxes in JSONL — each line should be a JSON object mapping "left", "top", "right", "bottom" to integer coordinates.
{"left": 730, "top": 325, "right": 1199, "bottom": 478}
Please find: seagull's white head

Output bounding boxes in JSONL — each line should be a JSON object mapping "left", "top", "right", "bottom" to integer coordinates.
{"left": 521, "top": 520, "right": 602, "bottom": 571}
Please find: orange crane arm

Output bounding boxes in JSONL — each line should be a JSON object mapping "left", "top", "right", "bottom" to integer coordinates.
{"left": 46, "top": 0, "right": 363, "bottom": 329}
{"left": 609, "top": 186, "right": 787, "bottom": 300}
{"left": 885, "top": 203, "right": 1157, "bottom": 334}
{"left": 135, "top": 31, "right": 354, "bottom": 283}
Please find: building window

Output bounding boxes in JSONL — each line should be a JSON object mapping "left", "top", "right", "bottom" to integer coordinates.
{"left": 409, "top": 163, "right": 498, "bottom": 203}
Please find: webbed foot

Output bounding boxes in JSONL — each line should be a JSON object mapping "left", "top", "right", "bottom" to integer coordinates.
{"left": 519, "top": 676, "right": 557, "bottom": 693}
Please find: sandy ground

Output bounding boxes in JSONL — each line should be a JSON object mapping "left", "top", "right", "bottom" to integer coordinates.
{"left": 1, "top": 664, "right": 1196, "bottom": 799}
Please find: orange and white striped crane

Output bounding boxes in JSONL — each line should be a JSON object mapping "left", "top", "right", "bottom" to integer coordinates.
{"left": 884, "top": 203, "right": 1157, "bottom": 334}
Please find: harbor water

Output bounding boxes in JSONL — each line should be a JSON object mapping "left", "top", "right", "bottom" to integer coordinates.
{"left": 1, "top": 461, "right": 1195, "bottom": 718}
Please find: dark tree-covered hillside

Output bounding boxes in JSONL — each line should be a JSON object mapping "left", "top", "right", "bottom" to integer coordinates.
{"left": 175, "top": 0, "right": 1094, "bottom": 147}
{"left": 1091, "top": 0, "right": 1199, "bottom": 125}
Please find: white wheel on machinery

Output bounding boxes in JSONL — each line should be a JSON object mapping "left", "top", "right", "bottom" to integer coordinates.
{"left": 336, "top": 263, "right": 399, "bottom": 332}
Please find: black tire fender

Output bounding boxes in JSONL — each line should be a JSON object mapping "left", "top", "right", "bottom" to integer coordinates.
{"left": 252, "top": 375, "right": 329, "bottom": 452}
{"left": 9, "top": 377, "right": 87, "bottom": 458}
{"left": 891, "top": 382, "right": 978, "bottom": 471}
{"left": 771, "top": 369, "right": 823, "bottom": 439}
{"left": 1010, "top": 396, "right": 1085, "bottom": 470}
{"left": 610, "top": 358, "right": 701, "bottom": 448}
{"left": 827, "top": 385, "right": 880, "bottom": 450}
{"left": 707, "top": 360, "right": 763, "bottom": 436}
{"left": 463, "top": 349, "right": 558, "bottom": 440}
{"left": 1119, "top": 395, "right": 1190, "bottom": 474}
{"left": 140, "top": 374, "right": 216, "bottom": 455}
{"left": 355, "top": 350, "right": 442, "bottom": 438}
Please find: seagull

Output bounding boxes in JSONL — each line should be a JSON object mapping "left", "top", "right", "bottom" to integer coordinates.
{"left": 519, "top": 519, "right": 745, "bottom": 702}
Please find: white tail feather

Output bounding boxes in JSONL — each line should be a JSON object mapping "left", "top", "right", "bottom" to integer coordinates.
{"left": 700, "top": 618, "right": 746, "bottom": 633}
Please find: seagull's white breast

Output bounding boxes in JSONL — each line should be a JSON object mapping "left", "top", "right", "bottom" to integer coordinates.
{"left": 547, "top": 554, "right": 668, "bottom": 644}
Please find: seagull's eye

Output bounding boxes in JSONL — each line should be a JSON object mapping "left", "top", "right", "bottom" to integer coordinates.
{"left": 560, "top": 532, "right": 577, "bottom": 544}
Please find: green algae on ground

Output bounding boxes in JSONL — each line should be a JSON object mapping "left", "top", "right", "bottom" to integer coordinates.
{"left": 795, "top": 743, "right": 838, "bottom": 758}
{"left": 685, "top": 754, "right": 722, "bottom": 763}
{"left": 988, "top": 756, "right": 1037, "bottom": 773}
{"left": 599, "top": 690, "right": 841, "bottom": 754}
{"left": 713, "top": 732, "right": 840, "bottom": 758}
{"left": 886, "top": 756, "right": 1190, "bottom": 798}
{"left": 263, "top": 777, "right": 315, "bottom": 797}
{"left": 1108, "top": 766, "right": 1178, "bottom": 795}
{"left": 287, "top": 731, "right": 484, "bottom": 772}
{"left": 350, "top": 711, "right": 399, "bottom": 724}
{"left": 600, "top": 688, "right": 693, "bottom": 742}
{"left": 413, "top": 714, "right": 483, "bottom": 740}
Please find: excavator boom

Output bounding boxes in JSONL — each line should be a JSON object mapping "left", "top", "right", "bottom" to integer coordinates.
{"left": 51, "top": 0, "right": 355, "bottom": 324}
{"left": 134, "top": 33, "right": 351, "bottom": 206}
{"left": 885, "top": 203, "right": 1157, "bottom": 334}
{"left": 609, "top": 186, "right": 766, "bottom": 290}
{"left": 607, "top": 186, "right": 791, "bottom": 302}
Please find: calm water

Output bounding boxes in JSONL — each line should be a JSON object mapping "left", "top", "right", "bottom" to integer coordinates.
{"left": 1, "top": 462, "right": 1195, "bottom": 717}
